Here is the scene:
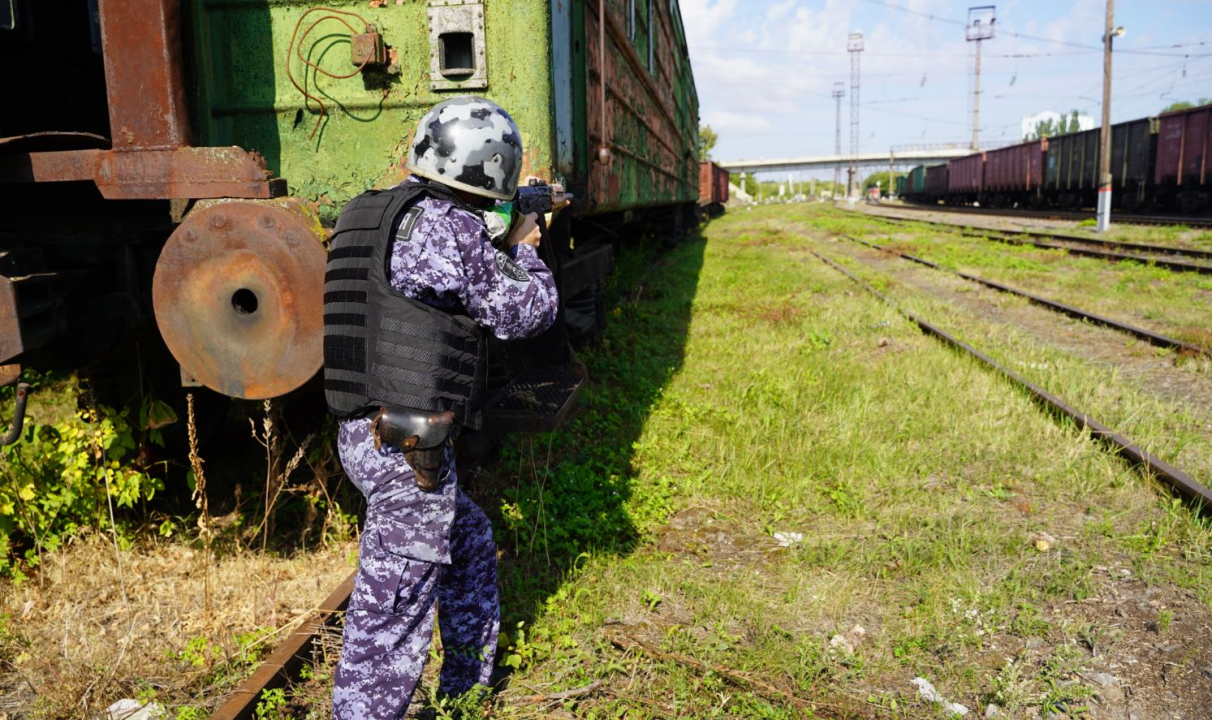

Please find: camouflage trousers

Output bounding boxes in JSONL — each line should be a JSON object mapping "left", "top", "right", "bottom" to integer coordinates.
{"left": 332, "top": 489, "right": 499, "bottom": 719}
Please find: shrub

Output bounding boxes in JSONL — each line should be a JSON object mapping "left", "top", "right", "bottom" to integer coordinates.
{"left": 0, "top": 405, "right": 163, "bottom": 579}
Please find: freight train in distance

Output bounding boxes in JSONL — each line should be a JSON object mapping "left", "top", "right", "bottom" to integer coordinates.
{"left": 897, "top": 104, "right": 1212, "bottom": 213}
{"left": 0, "top": 0, "right": 707, "bottom": 439}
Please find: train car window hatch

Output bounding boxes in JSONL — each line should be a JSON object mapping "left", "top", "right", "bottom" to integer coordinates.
{"left": 440, "top": 32, "right": 474, "bottom": 74}
{"left": 427, "top": 0, "right": 488, "bottom": 91}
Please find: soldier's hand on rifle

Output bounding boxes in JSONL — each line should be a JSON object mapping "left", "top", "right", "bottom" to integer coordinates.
{"left": 549, "top": 182, "right": 573, "bottom": 212}
{"left": 521, "top": 176, "right": 573, "bottom": 213}
{"left": 508, "top": 212, "right": 542, "bottom": 248}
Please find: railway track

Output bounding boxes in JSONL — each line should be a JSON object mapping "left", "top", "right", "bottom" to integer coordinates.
{"left": 861, "top": 212, "right": 1212, "bottom": 274}
{"left": 840, "top": 233, "right": 1211, "bottom": 359}
{"left": 208, "top": 573, "right": 354, "bottom": 720}
{"left": 886, "top": 201, "right": 1212, "bottom": 229}
{"left": 810, "top": 246, "right": 1212, "bottom": 511}
{"left": 202, "top": 216, "right": 1212, "bottom": 718}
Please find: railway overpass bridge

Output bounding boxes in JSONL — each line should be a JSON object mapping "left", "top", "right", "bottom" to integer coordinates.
{"left": 718, "top": 145, "right": 976, "bottom": 175}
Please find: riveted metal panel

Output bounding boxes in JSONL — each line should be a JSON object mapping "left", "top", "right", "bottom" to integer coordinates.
{"left": 426, "top": 0, "right": 488, "bottom": 91}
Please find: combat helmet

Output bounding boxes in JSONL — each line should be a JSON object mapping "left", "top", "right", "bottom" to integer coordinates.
{"left": 406, "top": 96, "right": 524, "bottom": 201}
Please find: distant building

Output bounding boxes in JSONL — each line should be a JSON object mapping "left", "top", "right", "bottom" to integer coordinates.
{"left": 1021, "top": 110, "right": 1095, "bottom": 138}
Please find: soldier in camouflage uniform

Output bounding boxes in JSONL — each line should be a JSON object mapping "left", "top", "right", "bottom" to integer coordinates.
{"left": 327, "top": 97, "right": 563, "bottom": 719}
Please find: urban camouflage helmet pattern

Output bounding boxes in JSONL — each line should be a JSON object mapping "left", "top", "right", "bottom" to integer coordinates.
{"left": 406, "top": 96, "right": 524, "bottom": 201}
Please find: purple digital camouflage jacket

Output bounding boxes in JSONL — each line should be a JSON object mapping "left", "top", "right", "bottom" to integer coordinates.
{"left": 336, "top": 176, "right": 558, "bottom": 564}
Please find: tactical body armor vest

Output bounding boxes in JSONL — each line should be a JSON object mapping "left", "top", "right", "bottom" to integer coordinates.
{"left": 323, "top": 183, "right": 487, "bottom": 430}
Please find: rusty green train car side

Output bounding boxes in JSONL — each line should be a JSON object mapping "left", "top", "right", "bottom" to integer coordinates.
{"left": 190, "top": 0, "right": 699, "bottom": 222}
{"left": 0, "top": 0, "right": 700, "bottom": 420}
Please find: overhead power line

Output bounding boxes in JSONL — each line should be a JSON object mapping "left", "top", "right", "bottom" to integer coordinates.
{"left": 857, "top": 0, "right": 1211, "bottom": 57}
{"left": 696, "top": 45, "right": 1092, "bottom": 59}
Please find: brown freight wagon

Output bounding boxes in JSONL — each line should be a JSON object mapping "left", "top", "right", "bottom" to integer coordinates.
{"left": 698, "top": 161, "right": 729, "bottom": 217}
{"left": 924, "top": 163, "right": 950, "bottom": 203}
{"left": 1044, "top": 117, "right": 1155, "bottom": 210}
{"left": 1155, "top": 104, "right": 1212, "bottom": 211}
{"left": 946, "top": 152, "right": 984, "bottom": 205}
{"left": 984, "top": 139, "right": 1047, "bottom": 208}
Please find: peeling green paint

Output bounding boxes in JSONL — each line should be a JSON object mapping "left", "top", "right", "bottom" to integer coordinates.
{"left": 191, "top": 0, "right": 556, "bottom": 223}
{"left": 188, "top": 0, "right": 698, "bottom": 223}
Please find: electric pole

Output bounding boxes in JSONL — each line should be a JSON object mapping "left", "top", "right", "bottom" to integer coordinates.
{"left": 832, "top": 82, "right": 844, "bottom": 199}
{"left": 888, "top": 152, "right": 894, "bottom": 198}
{"left": 966, "top": 6, "right": 996, "bottom": 151}
{"left": 847, "top": 33, "right": 863, "bottom": 199}
{"left": 1098, "top": 1, "right": 1124, "bottom": 232}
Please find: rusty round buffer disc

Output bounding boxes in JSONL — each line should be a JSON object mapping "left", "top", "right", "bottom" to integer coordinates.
{"left": 153, "top": 200, "right": 326, "bottom": 400}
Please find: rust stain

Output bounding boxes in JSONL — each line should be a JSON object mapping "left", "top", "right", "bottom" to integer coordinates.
{"left": 0, "top": 364, "right": 19, "bottom": 387}
{"left": 152, "top": 199, "right": 327, "bottom": 399}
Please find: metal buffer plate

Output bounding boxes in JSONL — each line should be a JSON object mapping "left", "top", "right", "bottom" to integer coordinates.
{"left": 483, "top": 367, "right": 586, "bottom": 433}
{"left": 152, "top": 199, "right": 326, "bottom": 399}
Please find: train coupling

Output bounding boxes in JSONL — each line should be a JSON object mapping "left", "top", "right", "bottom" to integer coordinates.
{"left": 1, "top": 382, "right": 32, "bottom": 446}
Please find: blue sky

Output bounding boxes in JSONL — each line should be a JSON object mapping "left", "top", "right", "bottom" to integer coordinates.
{"left": 682, "top": 0, "right": 1212, "bottom": 178}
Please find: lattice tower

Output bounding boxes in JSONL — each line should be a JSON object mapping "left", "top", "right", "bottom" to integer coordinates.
{"left": 847, "top": 33, "right": 864, "bottom": 198}
{"left": 832, "top": 82, "right": 845, "bottom": 196}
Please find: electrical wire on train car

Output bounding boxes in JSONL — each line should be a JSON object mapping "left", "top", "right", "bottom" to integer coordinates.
{"left": 286, "top": 7, "right": 397, "bottom": 140}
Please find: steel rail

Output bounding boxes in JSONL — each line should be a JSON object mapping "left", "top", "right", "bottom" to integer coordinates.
{"left": 208, "top": 572, "right": 355, "bottom": 720}
{"left": 840, "top": 234, "right": 1211, "bottom": 358}
{"left": 965, "top": 232, "right": 1212, "bottom": 274}
{"left": 862, "top": 211, "right": 1212, "bottom": 262}
{"left": 889, "top": 201, "right": 1212, "bottom": 229}
{"left": 811, "top": 248, "right": 1212, "bottom": 511}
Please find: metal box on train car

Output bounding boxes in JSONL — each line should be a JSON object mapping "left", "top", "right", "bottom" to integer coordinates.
{"left": 924, "top": 164, "right": 949, "bottom": 197}
{"left": 984, "top": 139, "right": 1047, "bottom": 200}
{"left": 1045, "top": 118, "right": 1154, "bottom": 209}
{"left": 947, "top": 152, "right": 984, "bottom": 200}
{"left": 895, "top": 174, "right": 907, "bottom": 197}
{"left": 1155, "top": 104, "right": 1211, "bottom": 210}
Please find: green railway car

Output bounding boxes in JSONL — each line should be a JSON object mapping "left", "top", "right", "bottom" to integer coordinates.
{"left": 191, "top": 0, "right": 699, "bottom": 222}
{"left": 0, "top": 0, "right": 700, "bottom": 428}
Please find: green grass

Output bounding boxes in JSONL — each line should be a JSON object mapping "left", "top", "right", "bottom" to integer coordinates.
{"left": 805, "top": 208, "right": 1212, "bottom": 349}
{"left": 817, "top": 243, "right": 1212, "bottom": 495}
{"left": 441, "top": 204, "right": 1212, "bottom": 718}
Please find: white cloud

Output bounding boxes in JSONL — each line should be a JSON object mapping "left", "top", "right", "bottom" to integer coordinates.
{"left": 703, "top": 108, "right": 776, "bottom": 135}
{"left": 681, "top": 0, "right": 1192, "bottom": 167}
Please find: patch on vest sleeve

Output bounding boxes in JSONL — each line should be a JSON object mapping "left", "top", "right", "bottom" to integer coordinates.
{"left": 395, "top": 207, "right": 424, "bottom": 241}
{"left": 495, "top": 250, "right": 531, "bottom": 283}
